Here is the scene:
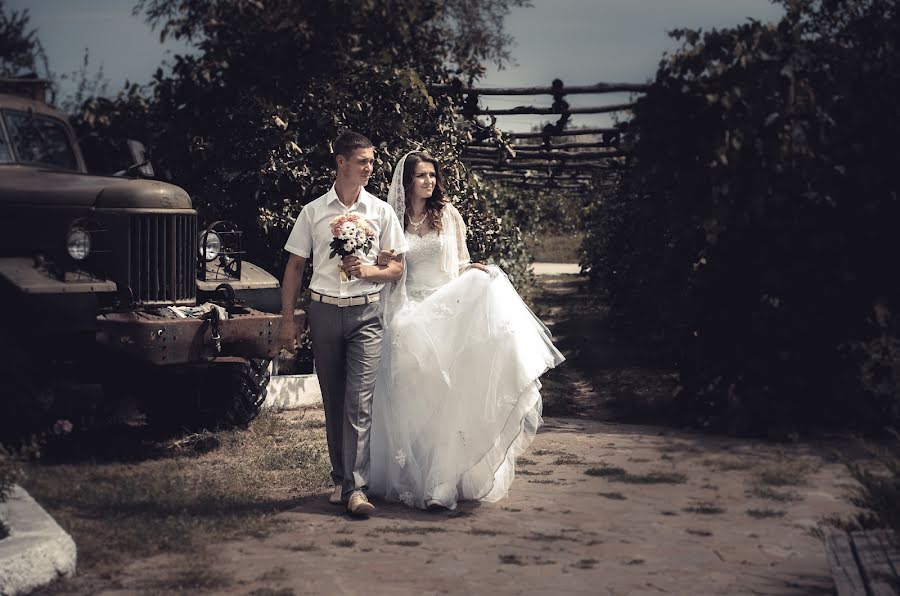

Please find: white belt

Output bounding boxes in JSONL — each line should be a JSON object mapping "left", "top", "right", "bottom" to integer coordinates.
{"left": 310, "top": 290, "right": 380, "bottom": 307}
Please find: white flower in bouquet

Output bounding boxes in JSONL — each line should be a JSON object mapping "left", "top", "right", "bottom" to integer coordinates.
{"left": 339, "top": 222, "right": 356, "bottom": 240}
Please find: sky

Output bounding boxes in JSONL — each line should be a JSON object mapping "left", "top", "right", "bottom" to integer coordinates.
{"left": 11, "top": 0, "right": 785, "bottom": 132}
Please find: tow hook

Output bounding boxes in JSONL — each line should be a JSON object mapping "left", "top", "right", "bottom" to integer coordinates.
{"left": 210, "top": 307, "right": 222, "bottom": 354}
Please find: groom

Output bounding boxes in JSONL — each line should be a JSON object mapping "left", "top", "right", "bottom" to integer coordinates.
{"left": 280, "top": 132, "right": 407, "bottom": 516}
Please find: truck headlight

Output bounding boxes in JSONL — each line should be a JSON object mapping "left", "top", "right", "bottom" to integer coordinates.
{"left": 199, "top": 231, "right": 221, "bottom": 261}
{"left": 66, "top": 228, "right": 91, "bottom": 260}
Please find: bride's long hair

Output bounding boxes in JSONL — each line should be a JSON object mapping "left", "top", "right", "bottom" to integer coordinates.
{"left": 402, "top": 152, "right": 446, "bottom": 233}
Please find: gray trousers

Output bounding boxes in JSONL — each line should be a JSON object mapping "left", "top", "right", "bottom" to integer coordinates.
{"left": 307, "top": 299, "right": 383, "bottom": 500}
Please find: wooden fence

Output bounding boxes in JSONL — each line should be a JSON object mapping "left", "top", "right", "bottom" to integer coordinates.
{"left": 430, "top": 79, "right": 648, "bottom": 192}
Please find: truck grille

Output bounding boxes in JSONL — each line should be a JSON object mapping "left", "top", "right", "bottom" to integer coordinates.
{"left": 128, "top": 213, "right": 197, "bottom": 304}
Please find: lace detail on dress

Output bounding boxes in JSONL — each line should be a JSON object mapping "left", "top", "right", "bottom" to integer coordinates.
{"left": 390, "top": 331, "right": 402, "bottom": 348}
{"left": 499, "top": 320, "right": 517, "bottom": 335}
{"left": 431, "top": 304, "right": 453, "bottom": 318}
{"left": 394, "top": 449, "right": 407, "bottom": 468}
{"left": 405, "top": 231, "right": 452, "bottom": 303}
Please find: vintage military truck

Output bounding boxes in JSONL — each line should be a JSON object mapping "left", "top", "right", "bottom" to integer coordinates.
{"left": 0, "top": 78, "right": 299, "bottom": 438}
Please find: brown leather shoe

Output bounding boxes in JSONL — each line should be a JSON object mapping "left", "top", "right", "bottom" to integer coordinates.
{"left": 346, "top": 491, "right": 375, "bottom": 516}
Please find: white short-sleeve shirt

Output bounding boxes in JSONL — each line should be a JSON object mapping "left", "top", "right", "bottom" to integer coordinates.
{"left": 284, "top": 185, "right": 409, "bottom": 297}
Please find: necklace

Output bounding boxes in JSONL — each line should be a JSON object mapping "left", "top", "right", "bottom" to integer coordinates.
{"left": 408, "top": 212, "right": 427, "bottom": 232}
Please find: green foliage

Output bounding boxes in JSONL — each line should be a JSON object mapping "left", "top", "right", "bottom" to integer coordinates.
{"left": 846, "top": 434, "right": 900, "bottom": 538}
{"left": 0, "top": 449, "right": 23, "bottom": 503}
{"left": 70, "top": 0, "right": 532, "bottom": 289}
{"left": 582, "top": 0, "right": 900, "bottom": 432}
{"left": 0, "top": 0, "right": 47, "bottom": 78}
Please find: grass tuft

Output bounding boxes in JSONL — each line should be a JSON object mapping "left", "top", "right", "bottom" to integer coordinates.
{"left": 572, "top": 558, "right": 598, "bottom": 569}
{"left": 553, "top": 454, "right": 585, "bottom": 465}
{"left": 746, "top": 508, "right": 786, "bottom": 519}
{"left": 746, "top": 486, "right": 803, "bottom": 503}
{"left": 386, "top": 540, "right": 421, "bottom": 547}
{"left": 683, "top": 503, "right": 725, "bottom": 515}
{"left": 332, "top": 538, "right": 355, "bottom": 548}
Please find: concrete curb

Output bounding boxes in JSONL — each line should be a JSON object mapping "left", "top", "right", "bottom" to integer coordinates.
{"left": 264, "top": 372, "right": 322, "bottom": 410}
{"left": 0, "top": 485, "right": 76, "bottom": 596}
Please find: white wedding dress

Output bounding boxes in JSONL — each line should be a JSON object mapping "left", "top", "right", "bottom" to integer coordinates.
{"left": 369, "top": 229, "right": 565, "bottom": 509}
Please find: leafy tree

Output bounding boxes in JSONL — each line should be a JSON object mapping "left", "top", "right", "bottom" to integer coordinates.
{"left": 73, "top": 0, "right": 532, "bottom": 285}
{"left": 0, "top": 0, "right": 48, "bottom": 78}
{"left": 583, "top": 0, "right": 900, "bottom": 433}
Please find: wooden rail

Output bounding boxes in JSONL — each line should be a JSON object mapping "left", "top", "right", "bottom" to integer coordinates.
{"left": 430, "top": 81, "right": 649, "bottom": 95}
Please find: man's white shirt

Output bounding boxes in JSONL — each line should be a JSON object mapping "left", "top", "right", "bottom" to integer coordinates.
{"left": 284, "top": 185, "right": 409, "bottom": 297}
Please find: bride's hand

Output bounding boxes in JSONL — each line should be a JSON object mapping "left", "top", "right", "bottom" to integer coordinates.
{"left": 376, "top": 249, "right": 396, "bottom": 266}
{"left": 468, "top": 263, "right": 491, "bottom": 274}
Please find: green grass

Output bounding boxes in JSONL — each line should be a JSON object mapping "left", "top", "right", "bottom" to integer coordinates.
{"left": 142, "top": 556, "right": 232, "bottom": 592}
{"left": 19, "top": 410, "right": 331, "bottom": 578}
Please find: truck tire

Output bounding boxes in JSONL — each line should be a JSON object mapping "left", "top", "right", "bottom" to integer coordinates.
{"left": 138, "top": 358, "right": 271, "bottom": 434}
{"left": 196, "top": 358, "right": 271, "bottom": 430}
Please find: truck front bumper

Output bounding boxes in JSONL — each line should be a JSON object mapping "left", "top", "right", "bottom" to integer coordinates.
{"left": 96, "top": 308, "right": 305, "bottom": 365}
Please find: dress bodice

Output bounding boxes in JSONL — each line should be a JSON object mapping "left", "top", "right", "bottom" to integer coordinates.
{"left": 405, "top": 231, "right": 452, "bottom": 302}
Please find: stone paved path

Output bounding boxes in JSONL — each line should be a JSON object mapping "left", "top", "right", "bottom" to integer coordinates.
{"left": 106, "top": 412, "right": 857, "bottom": 595}
{"left": 97, "top": 270, "right": 860, "bottom": 595}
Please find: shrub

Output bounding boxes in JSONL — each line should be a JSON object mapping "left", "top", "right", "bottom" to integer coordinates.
{"left": 0, "top": 450, "right": 23, "bottom": 503}
{"left": 583, "top": 0, "right": 900, "bottom": 432}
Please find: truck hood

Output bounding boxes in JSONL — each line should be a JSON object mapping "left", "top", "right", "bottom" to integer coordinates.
{"left": 0, "top": 165, "right": 192, "bottom": 209}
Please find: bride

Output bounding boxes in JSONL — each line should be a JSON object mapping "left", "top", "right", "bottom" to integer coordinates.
{"left": 369, "top": 151, "right": 565, "bottom": 510}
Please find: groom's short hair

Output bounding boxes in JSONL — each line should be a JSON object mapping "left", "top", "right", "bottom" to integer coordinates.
{"left": 334, "top": 132, "right": 374, "bottom": 159}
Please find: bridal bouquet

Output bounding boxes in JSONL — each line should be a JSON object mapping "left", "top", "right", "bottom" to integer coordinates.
{"left": 329, "top": 213, "right": 376, "bottom": 281}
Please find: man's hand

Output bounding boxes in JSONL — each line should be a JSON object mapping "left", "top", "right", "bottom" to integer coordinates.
{"left": 280, "top": 318, "right": 297, "bottom": 353}
{"left": 342, "top": 255, "right": 373, "bottom": 279}
{"left": 468, "top": 263, "right": 490, "bottom": 274}
{"left": 340, "top": 252, "right": 403, "bottom": 282}
{"left": 280, "top": 253, "right": 306, "bottom": 352}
